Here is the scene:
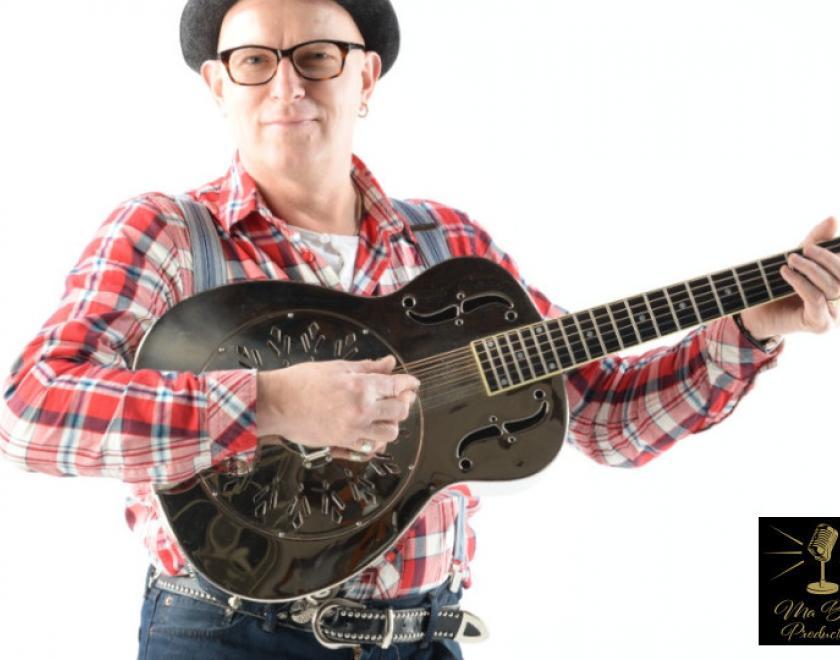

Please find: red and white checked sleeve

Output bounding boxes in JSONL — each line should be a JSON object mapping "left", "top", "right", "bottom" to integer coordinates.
{"left": 0, "top": 195, "right": 259, "bottom": 486}
{"left": 433, "top": 206, "right": 784, "bottom": 468}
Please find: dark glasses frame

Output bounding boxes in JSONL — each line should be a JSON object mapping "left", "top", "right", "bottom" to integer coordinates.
{"left": 218, "top": 39, "right": 366, "bottom": 85}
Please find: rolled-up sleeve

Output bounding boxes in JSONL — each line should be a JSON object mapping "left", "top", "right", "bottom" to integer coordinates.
{"left": 563, "top": 314, "right": 781, "bottom": 467}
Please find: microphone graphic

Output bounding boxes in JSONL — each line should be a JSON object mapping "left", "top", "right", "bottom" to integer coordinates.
{"left": 806, "top": 523, "right": 838, "bottom": 595}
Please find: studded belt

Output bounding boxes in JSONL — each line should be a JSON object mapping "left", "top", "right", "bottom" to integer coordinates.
{"left": 309, "top": 597, "right": 487, "bottom": 650}
{"left": 148, "top": 569, "right": 488, "bottom": 651}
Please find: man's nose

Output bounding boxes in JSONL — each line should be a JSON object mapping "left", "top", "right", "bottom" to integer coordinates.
{"left": 269, "top": 56, "right": 305, "bottom": 101}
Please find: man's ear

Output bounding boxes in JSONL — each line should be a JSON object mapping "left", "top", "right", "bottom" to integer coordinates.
{"left": 360, "top": 51, "right": 382, "bottom": 106}
{"left": 200, "top": 60, "right": 226, "bottom": 113}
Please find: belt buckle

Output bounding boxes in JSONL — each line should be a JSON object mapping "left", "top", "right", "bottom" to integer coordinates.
{"left": 312, "top": 599, "right": 395, "bottom": 650}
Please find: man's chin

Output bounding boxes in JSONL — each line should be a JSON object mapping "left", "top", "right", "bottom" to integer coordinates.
{"left": 248, "top": 145, "right": 326, "bottom": 172}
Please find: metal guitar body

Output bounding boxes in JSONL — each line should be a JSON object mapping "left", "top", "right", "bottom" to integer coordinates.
{"left": 133, "top": 257, "right": 568, "bottom": 601}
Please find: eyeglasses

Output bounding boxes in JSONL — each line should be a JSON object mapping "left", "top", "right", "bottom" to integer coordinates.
{"left": 218, "top": 40, "right": 366, "bottom": 86}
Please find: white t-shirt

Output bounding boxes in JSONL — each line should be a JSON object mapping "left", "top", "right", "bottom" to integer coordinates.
{"left": 294, "top": 226, "right": 360, "bottom": 291}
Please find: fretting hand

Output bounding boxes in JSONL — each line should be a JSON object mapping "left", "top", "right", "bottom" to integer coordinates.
{"left": 740, "top": 217, "right": 840, "bottom": 340}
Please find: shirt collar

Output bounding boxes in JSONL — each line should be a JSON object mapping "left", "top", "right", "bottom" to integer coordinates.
{"left": 193, "top": 151, "right": 418, "bottom": 246}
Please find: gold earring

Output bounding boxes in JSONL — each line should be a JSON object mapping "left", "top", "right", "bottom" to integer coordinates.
{"left": 358, "top": 102, "right": 369, "bottom": 118}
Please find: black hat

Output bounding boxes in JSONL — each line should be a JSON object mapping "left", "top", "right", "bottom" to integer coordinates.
{"left": 180, "top": 0, "right": 400, "bottom": 77}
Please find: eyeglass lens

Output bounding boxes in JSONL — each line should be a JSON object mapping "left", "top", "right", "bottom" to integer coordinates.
{"left": 227, "top": 42, "right": 345, "bottom": 84}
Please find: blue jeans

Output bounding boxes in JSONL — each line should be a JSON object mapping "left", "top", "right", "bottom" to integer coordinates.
{"left": 137, "top": 568, "right": 465, "bottom": 659}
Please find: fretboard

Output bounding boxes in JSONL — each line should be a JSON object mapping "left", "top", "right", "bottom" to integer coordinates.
{"left": 473, "top": 237, "right": 840, "bottom": 394}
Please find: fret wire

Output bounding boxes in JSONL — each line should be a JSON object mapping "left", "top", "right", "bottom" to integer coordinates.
{"left": 577, "top": 312, "right": 602, "bottom": 359}
{"left": 623, "top": 299, "right": 642, "bottom": 344}
{"left": 736, "top": 264, "right": 768, "bottom": 306}
{"left": 562, "top": 316, "right": 588, "bottom": 364}
{"left": 474, "top": 343, "right": 499, "bottom": 391}
{"left": 505, "top": 330, "right": 528, "bottom": 381}
{"left": 529, "top": 327, "right": 549, "bottom": 377}
{"left": 604, "top": 303, "right": 626, "bottom": 350}
{"left": 649, "top": 290, "right": 677, "bottom": 335}
{"left": 481, "top": 338, "right": 504, "bottom": 391}
{"left": 476, "top": 344, "right": 500, "bottom": 373}
{"left": 526, "top": 326, "right": 551, "bottom": 376}
{"left": 502, "top": 332, "right": 524, "bottom": 384}
{"left": 732, "top": 268, "right": 748, "bottom": 308}
{"left": 485, "top": 338, "right": 508, "bottom": 378}
{"left": 684, "top": 281, "right": 704, "bottom": 323}
{"left": 610, "top": 302, "right": 636, "bottom": 349}
{"left": 588, "top": 309, "right": 609, "bottom": 355}
{"left": 628, "top": 296, "right": 656, "bottom": 340}
{"left": 537, "top": 319, "right": 563, "bottom": 372}
{"left": 756, "top": 259, "right": 773, "bottom": 298}
{"left": 541, "top": 321, "right": 566, "bottom": 371}
{"left": 570, "top": 313, "right": 592, "bottom": 361}
{"left": 662, "top": 288, "right": 682, "bottom": 330}
{"left": 711, "top": 270, "right": 743, "bottom": 315}
{"left": 765, "top": 255, "right": 789, "bottom": 296}
{"left": 592, "top": 306, "right": 622, "bottom": 353}
{"left": 642, "top": 293, "right": 662, "bottom": 338}
{"left": 514, "top": 328, "right": 538, "bottom": 380}
{"left": 493, "top": 334, "right": 515, "bottom": 388}
{"left": 667, "top": 285, "right": 697, "bottom": 328}
{"left": 706, "top": 274, "right": 725, "bottom": 316}
{"left": 515, "top": 319, "right": 574, "bottom": 380}
{"left": 520, "top": 332, "right": 538, "bottom": 377}
{"left": 554, "top": 317, "right": 576, "bottom": 366}
{"left": 484, "top": 337, "right": 505, "bottom": 387}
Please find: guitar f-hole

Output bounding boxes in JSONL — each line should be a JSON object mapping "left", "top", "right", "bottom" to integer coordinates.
{"left": 455, "top": 388, "right": 551, "bottom": 471}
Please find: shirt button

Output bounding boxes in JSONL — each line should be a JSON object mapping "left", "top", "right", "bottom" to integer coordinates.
{"left": 301, "top": 249, "right": 315, "bottom": 263}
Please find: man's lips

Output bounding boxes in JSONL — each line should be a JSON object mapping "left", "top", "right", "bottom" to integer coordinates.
{"left": 264, "top": 117, "right": 317, "bottom": 125}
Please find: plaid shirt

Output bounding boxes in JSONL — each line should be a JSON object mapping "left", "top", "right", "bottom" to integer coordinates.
{"left": 0, "top": 152, "right": 782, "bottom": 599}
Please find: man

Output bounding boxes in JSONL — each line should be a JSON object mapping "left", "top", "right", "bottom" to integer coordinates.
{"left": 1, "top": 0, "right": 838, "bottom": 658}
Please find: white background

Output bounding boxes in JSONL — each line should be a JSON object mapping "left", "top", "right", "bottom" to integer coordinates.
{"left": 0, "top": 1, "right": 839, "bottom": 658}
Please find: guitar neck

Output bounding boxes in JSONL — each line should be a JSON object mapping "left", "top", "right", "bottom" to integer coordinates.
{"left": 473, "top": 236, "right": 840, "bottom": 394}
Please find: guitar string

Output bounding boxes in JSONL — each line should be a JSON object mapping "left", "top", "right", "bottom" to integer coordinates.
{"left": 390, "top": 261, "right": 799, "bottom": 401}
{"left": 394, "top": 272, "right": 785, "bottom": 401}
{"left": 396, "top": 263, "right": 792, "bottom": 385}
{"left": 385, "top": 240, "right": 837, "bottom": 382}
{"left": 357, "top": 240, "right": 839, "bottom": 402}
{"left": 396, "top": 255, "right": 788, "bottom": 380}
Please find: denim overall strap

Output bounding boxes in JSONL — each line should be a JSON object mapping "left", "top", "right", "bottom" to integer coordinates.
{"left": 449, "top": 489, "right": 468, "bottom": 593}
{"left": 175, "top": 195, "right": 227, "bottom": 293}
{"left": 390, "top": 199, "right": 452, "bottom": 266}
{"left": 390, "top": 199, "right": 465, "bottom": 591}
